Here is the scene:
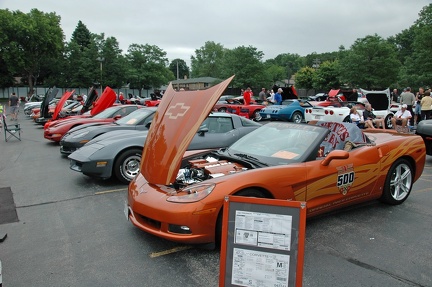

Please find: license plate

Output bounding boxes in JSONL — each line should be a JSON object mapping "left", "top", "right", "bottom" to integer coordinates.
{"left": 315, "top": 115, "right": 321, "bottom": 119}
{"left": 124, "top": 201, "right": 129, "bottom": 221}
{"left": 265, "top": 114, "right": 270, "bottom": 119}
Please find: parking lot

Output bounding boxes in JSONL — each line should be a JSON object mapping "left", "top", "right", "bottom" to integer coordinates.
{"left": 1, "top": 111, "right": 432, "bottom": 287}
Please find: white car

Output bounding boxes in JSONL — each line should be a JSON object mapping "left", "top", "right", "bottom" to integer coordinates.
{"left": 306, "top": 88, "right": 394, "bottom": 129}
{"left": 360, "top": 88, "right": 394, "bottom": 128}
{"left": 306, "top": 102, "right": 366, "bottom": 123}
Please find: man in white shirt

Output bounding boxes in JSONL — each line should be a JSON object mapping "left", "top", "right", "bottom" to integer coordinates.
{"left": 391, "top": 104, "right": 412, "bottom": 128}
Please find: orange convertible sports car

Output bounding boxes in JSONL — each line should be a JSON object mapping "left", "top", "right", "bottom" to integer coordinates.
{"left": 126, "top": 76, "right": 426, "bottom": 247}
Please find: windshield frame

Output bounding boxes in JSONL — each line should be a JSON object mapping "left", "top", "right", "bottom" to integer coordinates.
{"left": 226, "top": 122, "right": 329, "bottom": 166}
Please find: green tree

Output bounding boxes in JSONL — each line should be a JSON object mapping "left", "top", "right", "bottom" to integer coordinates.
{"left": 190, "top": 41, "right": 225, "bottom": 77}
{"left": 71, "top": 20, "right": 91, "bottom": 51}
{"left": 62, "top": 33, "right": 99, "bottom": 87}
{"left": 221, "top": 45, "right": 266, "bottom": 88}
{"left": 169, "top": 59, "right": 190, "bottom": 79}
{"left": 398, "top": 4, "right": 432, "bottom": 87}
{"left": 100, "top": 36, "right": 127, "bottom": 88}
{"left": 264, "top": 64, "right": 286, "bottom": 86}
{"left": 312, "top": 60, "right": 341, "bottom": 91}
{"left": 339, "top": 34, "right": 400, "bottom": 89}
{"left": 271, "top": 53, "right": 305, "bottom": 80}
{"left": 295, "top": 67, "right": 315, "bottom": 90}
{"left": 0, "top": 9, "right": 64, "bottom": 94}
{"left": 125, "top": 43, "right": 174, "bottom": 95}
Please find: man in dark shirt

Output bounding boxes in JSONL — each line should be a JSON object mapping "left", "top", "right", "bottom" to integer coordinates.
{"left": 9, "top": 92, "right": 19, "bottom": 121}
{"left": 363, "top": 103, "right": 386, "bottom": 129}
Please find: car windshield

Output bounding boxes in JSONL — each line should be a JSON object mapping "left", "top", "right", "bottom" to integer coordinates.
{"left": 116, "top": 108, "right": 154, "bottom": 125}
{"left": 226, "top": 122, "right": 325, "bottom": 165}
{"left": 92, "top": 106, "right": 119, "bottom": 119}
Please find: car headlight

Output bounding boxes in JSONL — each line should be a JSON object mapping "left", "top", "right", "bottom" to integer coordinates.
{"left": 166, "top": 184, "right": 215, "bottom": 203}
{"left": 72, "top": 131, "right": 89, "bottom": 138}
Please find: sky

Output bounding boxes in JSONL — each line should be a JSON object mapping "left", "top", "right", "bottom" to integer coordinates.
{"left": 1, "top": 0, "right": 430, "bottom": 66}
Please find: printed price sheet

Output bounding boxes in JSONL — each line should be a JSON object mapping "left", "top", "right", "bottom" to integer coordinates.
{"left": 231, "top": 248, "right": 290, "bottom": 287}
{"left": 234, "top": 210, "right": 292, "bottom": 251}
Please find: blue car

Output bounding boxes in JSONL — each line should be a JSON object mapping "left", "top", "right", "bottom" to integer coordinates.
{"left": 259, "top": 99, "right": 313, "bottom": 122}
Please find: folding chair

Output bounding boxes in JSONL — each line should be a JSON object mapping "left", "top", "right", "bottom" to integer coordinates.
{"left": 2, "top": 114, "right": 21, "bottom": 142}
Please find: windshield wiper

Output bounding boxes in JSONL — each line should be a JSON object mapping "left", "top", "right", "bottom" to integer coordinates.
{"left": 233, "top": 153, "right": 268, "bottom": 167}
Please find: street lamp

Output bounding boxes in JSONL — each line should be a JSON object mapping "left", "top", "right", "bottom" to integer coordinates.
{"left": 96, "top": 57, "right": 105, "bottom": 94}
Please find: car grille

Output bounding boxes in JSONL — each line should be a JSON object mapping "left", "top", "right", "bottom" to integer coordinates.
{"left": 137, "top": 214, "right": 161, "bottom": 230}
{"left": 60, "top": 145, "right": 77, "bottom": 153}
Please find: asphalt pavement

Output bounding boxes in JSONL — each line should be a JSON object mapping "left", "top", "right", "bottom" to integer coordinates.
{"left": 0, "top": 108, "right": 431, "bottom": 287}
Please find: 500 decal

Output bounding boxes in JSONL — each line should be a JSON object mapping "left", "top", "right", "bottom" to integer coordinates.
{"left": 337, "top": 171, "right": 355, "bottom": 187}
{"left": 336, "top": 164, "right": 355, "bottom": 195}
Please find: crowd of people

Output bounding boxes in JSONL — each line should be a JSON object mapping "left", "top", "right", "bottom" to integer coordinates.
{"left": 348, "top": 86, "right": 432, "bottom": 132}
{"left": 240, "top": 87, "right": 289, "bottom": 105}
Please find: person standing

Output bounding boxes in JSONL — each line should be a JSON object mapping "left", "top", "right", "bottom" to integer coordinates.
{"left": 400, "top": 87, "right": 415, "bottom": 125}
{"left": 274, "top": 88, "right": 283, "bottom": 105}
{"left": 258, "top": 88, "right": 266, "bottom": 103}
{"left": 391, "top": 88, "right": 399, "bottom": 103}
{"left": 8, "top": 92, "right": 19, "bottom": 121}
{"left": 243, "top": 87, "right": 252, "bottom": 105}
{"left": 420, "top": 90, "right": 432, "bottom": 121}
{"left": 414, "top": 87, "right": 424, "bottom": 124}
{"left": 268, "top": 89, "right": 275, "bottom": 103}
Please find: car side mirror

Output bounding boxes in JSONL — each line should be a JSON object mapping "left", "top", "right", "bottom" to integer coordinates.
{"left": 145, "top": 121, "right": 152, "bottom": 129}
{"left": 198, "top": 127, "right": 209, "bottom": 136}
{"left": 321, "top": 150, "right": 349, "bottom": 166}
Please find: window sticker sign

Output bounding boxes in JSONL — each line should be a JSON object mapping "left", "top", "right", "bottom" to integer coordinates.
{"left": 234, "top": 210, "right": 292, "bottom": 251}
{"left": 219, "top": 196, "right": 306, "bottom": 287}
{"left": 231, "top": 248, "right": 290, "bottom": 287}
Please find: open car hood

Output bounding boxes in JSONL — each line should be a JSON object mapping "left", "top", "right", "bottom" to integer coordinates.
{"left": 40, "top": 87, "right": 59, "bottom": 118}
{"left": 141, "top": 76, "right": 234, "bottom": 185}
{"left": 90, "top": 87, "right": 116, "bottom": 116}
{"left": 81, "top": 87, "right": 98, "bottom": 114}
{"left": 360, "top": 88, "right": 390, "bottom": 111}
{"left": 52, "top": 90, "right": 75, "bottom": 120}
{"left": 328, "top": 89, "right": 340, "bottom": 97}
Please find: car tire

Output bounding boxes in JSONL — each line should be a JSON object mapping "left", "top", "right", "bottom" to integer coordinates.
{"left": 291, "top": 111, "right": 303, "bottom": 123}
{"left": 380, "top": 158, "right": 413, "bottom": 205}
{"left": 218, "top": 107, "right": 227, "bottom": 112}
{"left": 253, "top": 110, "right": 262, "bottom": 122}
{"left": 385, "top": 114, "right": 393, "bottom": 129}
{"left": 114, "top": 148, "right": 142, "bottom": 184}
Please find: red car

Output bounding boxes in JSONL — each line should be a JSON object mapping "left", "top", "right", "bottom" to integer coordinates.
{"left": 44, "top": 104, "right": 141, "bottom": 142}
{"left": 145, "top": 99, "right": 161, "bottom": 107}
{"left": 213, "top": 97, "right": 265, "bottom": 121}
{"left": 43, "top": 87, "right": 118, "bottom": 142}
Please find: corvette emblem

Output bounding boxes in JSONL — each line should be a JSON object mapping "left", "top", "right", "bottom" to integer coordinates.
{"left": 166, "top": 103, "right": 190, "bottom": 119}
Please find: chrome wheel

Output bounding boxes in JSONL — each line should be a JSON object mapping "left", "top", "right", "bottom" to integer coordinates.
{"left": 114, "top": 149, "right": 142, "bottom": 184}
{"left": 253, "top": 110, "right": 262, "bottom": 122}
{"left": 292, "top": 111, "right": 303, "bottom": 123}
{"left": 381, "top": 159, "right": 412, "bottom": 204}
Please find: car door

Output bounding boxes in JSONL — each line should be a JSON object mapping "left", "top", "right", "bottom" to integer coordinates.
{"left": 304, "top": 145, "right": 382, "bottom": 217}
{"left": 303, "top": 122, "right": 381, "bottom": 216}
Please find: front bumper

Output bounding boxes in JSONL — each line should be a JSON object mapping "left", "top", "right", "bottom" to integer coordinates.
{"left": 127, "top": 176, "right": 219, "bottom": 244}
{"left": 68, "top": 145, "right": 114, "bottom": 179}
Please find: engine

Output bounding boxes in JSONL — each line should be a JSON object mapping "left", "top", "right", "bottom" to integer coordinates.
{"left": 175, "top": 155, "right": 247, "bottom": 186}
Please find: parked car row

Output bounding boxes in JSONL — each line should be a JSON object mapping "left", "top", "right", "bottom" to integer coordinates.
{"left": 21, "top": 80, "right": 430, "bottom": 250}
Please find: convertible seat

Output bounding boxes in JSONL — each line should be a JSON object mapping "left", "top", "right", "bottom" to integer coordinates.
{"left": 2, "top": 114, "right": 21, "bottom": 142}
